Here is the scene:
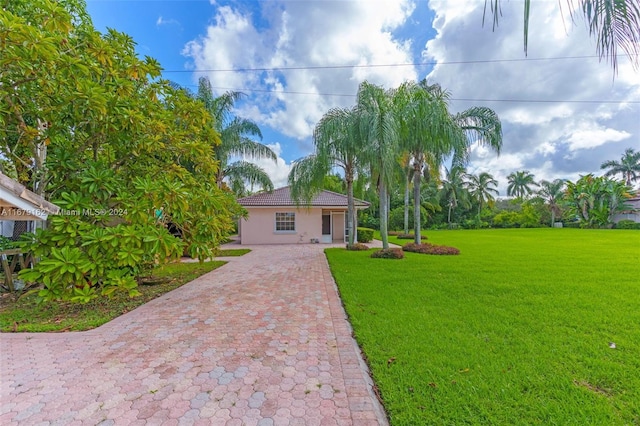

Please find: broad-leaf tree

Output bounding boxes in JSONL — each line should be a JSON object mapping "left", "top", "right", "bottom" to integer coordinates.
{"left": 564, "top": 174, "right": 632, "bottom": 227}
{"left": 507, "top": 170, "right": 539, "bottom": 199}
{"left": 600, "top": 148, "right": 640, "bottom": 186}
{"left": 2, "top": 0, "right": 243, "bottom": 302}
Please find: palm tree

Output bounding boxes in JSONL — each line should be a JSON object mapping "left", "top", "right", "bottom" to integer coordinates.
{"left": 600, "top": 148, "right": 640, "bottom": 186}
{"left": 289, "top": 107, "right": 364, "bottom": 245}
{"left": 537, "top": 179, "right": 566, "bottom": 226}
{"left": 397, "top": 152, "right": 415, "bottom": 234}
{"left": 194, "top": 77, "right": 277, "bottom": 195}
{"left": 441, "top": 166, "right": 471, "bottom": 225}
{"left": 484, "top": 0, "right": 640, "bottom": 71}
{"left": 507, "top": 170, "right": 539, "bottom": 199}
{"left": 355, "top": 81, "right": 400, "bottom": 250}
{"left": 397, "top": 81, "right": 502, "bottom": 244}
{"left": 466, "top": 172, "right": 499, "bottom": 221}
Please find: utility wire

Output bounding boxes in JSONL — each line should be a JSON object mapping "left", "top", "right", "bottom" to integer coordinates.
{"left": 180, "top": 84, "right": 639, "bottom": 104}
{"left": 162, "top": 55, "right": 604, "bottom": 74}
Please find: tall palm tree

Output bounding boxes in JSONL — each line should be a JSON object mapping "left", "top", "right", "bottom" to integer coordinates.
{"left": 484, "top": 0, "right": 640, "bottom": 71}
{"left": 507, "top": 170, "right": 539, "bottom": 199}
{"left": 355, "top": 81, "right": 400, "bottom": 250}
{"left": 600, "top": 148, "right": 640, "bottom": 186}
{"left": 397, "top": 152, "right": 415, "bottom": 234}
{"left": 466, "top": 172, "right": 499, "bottom": 221}
{"left": 289, "top": 107, "right": 364, "bottom": 245}
{"left": 441, "top": 166, "right": 471, "bottom": 225}
{"left": 397, "top": 80, "right": 503, "bottom": 244}
{"left": 537, "top": 179, "right": 566, "bottom": 226}
{"left": 194, "top": 77, "right": 277, "bottom": 195}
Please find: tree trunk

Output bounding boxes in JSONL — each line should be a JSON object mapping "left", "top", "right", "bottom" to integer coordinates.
{"left": 379, "top": 183, "right": 389, "bottom": 249}
{"left": 346, "top": 173, "right": 355, "bottom": 245}
{"left": 403, "top": 174, "right": 410, "bottom": 234}
{"left": 413, "top": 161, "right": 422, "bottom": 245}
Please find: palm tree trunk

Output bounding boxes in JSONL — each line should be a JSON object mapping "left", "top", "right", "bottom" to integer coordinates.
{"left": 379, "top": 182, "right": 389, "bottom": 250}
{"left": 413, "top": 162, "right": 422, "bottom": 244}
{"left": 346, "top": 174, "right": 355, "bottom": 245}
{"left": 403, "top": 175, "right": 410, "bottom": 234}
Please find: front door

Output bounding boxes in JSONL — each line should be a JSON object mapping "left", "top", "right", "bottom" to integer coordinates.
{"left": 321, "top": 214, "right": 332, "bottom": 243}
{"left": 331, "top": 212, "right": 345, "bottom": 243}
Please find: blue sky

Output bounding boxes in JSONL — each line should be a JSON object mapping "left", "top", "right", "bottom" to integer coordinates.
{"left": 86, "top": 0, "right": 640, "bottom": 194}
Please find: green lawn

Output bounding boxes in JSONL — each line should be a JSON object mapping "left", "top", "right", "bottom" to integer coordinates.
{"left": 217, "top": 248, "right": 251, "bottom": 257}
{"left": 0, "top": 260, "right": 225, "bottom": 332}
{"left": 326, "top": 229, "right": 640, "bottom": 425}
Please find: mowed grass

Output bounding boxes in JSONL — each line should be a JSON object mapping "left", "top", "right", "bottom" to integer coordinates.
{"left": 326, "top": 229, "right": 640, "bottom": 425}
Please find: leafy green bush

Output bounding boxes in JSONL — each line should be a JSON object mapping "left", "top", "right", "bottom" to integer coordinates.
{"left": 346, "top": 243, "right": 369, "bottom": 251}
{"left": 402, "top": 242, "right": 460, "bottom": 255}
{"left": 358, "top": 212, "right": 379, "bottom": 230}
{"left": 370, "top": 248, "right": 404, "bottom": 259}
{"left": 0, "top": 236, "right": 17, "bottom": 251}
{"left": 19, "top": 216, "right": 183, "bottom": 303}
{"left": 388, "top": 205, "right": 429, "bottom": 231}
{"left": 615, "top": 220, "right": 640, "bottom": 229}
{"left": 357, "top": 227, "right": 374, "bottom": 243}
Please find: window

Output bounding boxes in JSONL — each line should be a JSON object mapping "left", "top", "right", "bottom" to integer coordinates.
{"left": 275, "top": 212, "right": 295, "bottom": 231}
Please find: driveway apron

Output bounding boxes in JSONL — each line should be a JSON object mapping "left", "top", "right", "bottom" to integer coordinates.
{"left": 0, "top": 244, "right": 388, "bottom": 425}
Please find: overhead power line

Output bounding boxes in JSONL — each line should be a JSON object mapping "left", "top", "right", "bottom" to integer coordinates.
{"left": 188, "top": 84, "right": 639, "bottom": 104}
{"left": 162, "top": 55, "right": 604, "bottom": 74}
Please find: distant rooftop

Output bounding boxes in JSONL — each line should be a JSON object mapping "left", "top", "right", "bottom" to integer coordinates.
{"left": 237, "top": 186, "right": 369, "bottom": 208}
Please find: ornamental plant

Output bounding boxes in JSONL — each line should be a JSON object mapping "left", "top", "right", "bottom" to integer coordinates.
{"left": 402, "top": 242, "right": 460, "bottom": 255}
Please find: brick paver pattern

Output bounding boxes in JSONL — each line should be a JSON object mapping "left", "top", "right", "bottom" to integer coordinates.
{"left": 0, "top": 244, "right": 388, "bottom": 425}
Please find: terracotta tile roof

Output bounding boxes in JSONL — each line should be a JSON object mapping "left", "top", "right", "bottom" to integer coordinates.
{"left": 237, "top": 186, "right": 369, "bottom": 208}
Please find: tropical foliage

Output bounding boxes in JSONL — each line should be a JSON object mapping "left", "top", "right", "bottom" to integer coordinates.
{"left": 1, "top": 0, "right": 242, "bottom": 302}
{"left": 600, "top": 148, "right": 640, "bottom": 186}
{"left": 564, "top": 174, "right": 632, "bottom": 227}
{"left": 191, "top": 77, "right": 277, "bottom": 196}
{"left": 465, "top": 172, "right": 499, "bottom": 221}
{"left": 507, "top": 170, "right": 538, "bottom": 199}
{"left": 484, "top": 0, "right": 640, "bottom": 71}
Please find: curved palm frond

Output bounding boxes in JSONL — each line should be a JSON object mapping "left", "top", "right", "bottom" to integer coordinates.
{"left": 484, "top": 0, "right": 640, "bottom": 71}
{"left": 288, "top": 154, "right": 330, "bottom": 205}
{"left": 224, "top": 161, "right": 274, "bottom": 194}
{"left": 600, "top": 148, "right": 640, "bottom": 185}
{"left": 221, "top": 136, "right": 275, "bottom": 162}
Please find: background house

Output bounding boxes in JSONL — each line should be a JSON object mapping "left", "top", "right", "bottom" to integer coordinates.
{"left": 0, "top": 172, "right": 60, "bottom": 240}
{"left": 612, "top": 195, "right": 640, "bottom": 224}
{"left": 237, "top": 187, "right": 369, "bottom": 245}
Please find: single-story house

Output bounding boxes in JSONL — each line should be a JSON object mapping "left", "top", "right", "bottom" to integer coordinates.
{"left": 237, "top": 186, "right": 369, "bottom": 245}
{"left": 612, "top": 195, "right": 640, "bottom": 224}
{"left": 0, "top": 172, "right": 60, "bottom": 239}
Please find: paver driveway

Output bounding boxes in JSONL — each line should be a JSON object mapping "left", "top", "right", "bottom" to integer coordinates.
{"left": 0, "top": 244, "right": 388, "bottom": 425}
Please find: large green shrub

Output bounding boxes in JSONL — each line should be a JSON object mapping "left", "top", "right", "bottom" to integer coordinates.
{"left": 615, "top": 219, "right": 640, "bottom": 229}
{"left": 357, "top": 227, "right": 374, "bottom": 243}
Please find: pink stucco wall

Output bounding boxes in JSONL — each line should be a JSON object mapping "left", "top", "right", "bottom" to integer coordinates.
{"left": 239, "top": 207, "right": 343, "bottom": 244}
